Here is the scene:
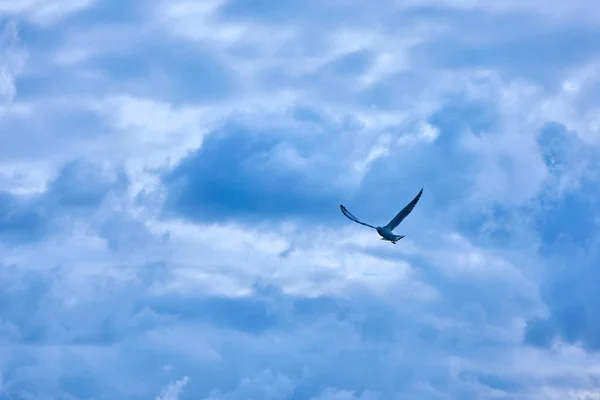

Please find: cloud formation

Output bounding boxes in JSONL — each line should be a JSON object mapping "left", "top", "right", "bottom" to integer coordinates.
{"left": 1, "top": 0, "right": 600, "bottom": 399}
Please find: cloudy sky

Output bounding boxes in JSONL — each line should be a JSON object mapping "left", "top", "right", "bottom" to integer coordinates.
{"left": 1, "top": 0, "right": 600, "bottom": 399}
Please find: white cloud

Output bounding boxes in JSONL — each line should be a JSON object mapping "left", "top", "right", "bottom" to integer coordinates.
{"left": 153, "top": 0, "right": 258, "bottom": 47}
{"left": 90, "top": 95, "right": 211, "bottom": 165}
{"left": 352, "top": 134, "right": 391, "bottom": 180}
{"left": 27, "top": 0, "right": 596, "bottom": 216}
{"left": 0, "top": 21, "right": 27, "bottom": 115}
{"left": 157, "top": 376, "right": 189, "bottom": 400}
{"left": 536, "top": 62, "right": 600, "bottom": 146}
{"left": 0, "top": 0, "right": 96, "bottom": 25}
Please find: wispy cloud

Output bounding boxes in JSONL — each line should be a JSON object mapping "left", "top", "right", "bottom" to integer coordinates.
{"left": 0, "top": 0, "right": 96, "bottom": 25}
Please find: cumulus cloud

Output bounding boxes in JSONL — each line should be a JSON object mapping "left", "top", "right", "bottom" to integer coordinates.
{"left": 1, "top": 0, "right": 600, "bottom": 399}
{"left": 157, "top": 376, "right": 189, "bottom": 400}
{"left": 0, "top": 158, "right": 128, "bottom": 245}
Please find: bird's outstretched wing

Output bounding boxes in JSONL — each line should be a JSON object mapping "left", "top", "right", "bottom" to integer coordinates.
{"left": 384, "top": 187, "right": 423, "bottom": 231}
{"left": 340, "top": 205, "right": 377, "bottom": 229}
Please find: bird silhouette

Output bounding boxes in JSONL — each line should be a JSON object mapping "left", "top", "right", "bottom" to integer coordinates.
{"left": 340, "top": 187, "right": 423, "bottom": 244}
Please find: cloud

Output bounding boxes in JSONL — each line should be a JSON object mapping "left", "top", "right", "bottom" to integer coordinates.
{"left": 157, "top": 376, "right": 189, "bottom": 400}
{"left": 519, "top": 121, "right": 600, "bottom": 354}
{"left": 2, "top": 1, "right": 600, "bottom": 399}
{"left": 0, "top": 0, "right": 96, "bottom": 25}
{"left": 0, "top": 20, "right": 27, "bottom": 112}
{"left": 0, "top": 158, "right": 128, "bottom": 245}
{"left": 0, "top": 191, "right": 46, "bottom": 244}
{"left": 159, "top": 118, "right": 351, "bottom": 223}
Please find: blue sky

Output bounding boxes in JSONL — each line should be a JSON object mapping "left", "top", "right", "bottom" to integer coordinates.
{"left": 1, "top": 0, "right": 600, "bottom": 399}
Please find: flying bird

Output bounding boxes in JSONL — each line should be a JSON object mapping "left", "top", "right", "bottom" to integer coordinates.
{"left": 339, "top": 187, "right": 423, "bottom": 244}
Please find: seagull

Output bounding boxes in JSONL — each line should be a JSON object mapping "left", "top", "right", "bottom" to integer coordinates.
{"left": 339, "top": 187, "right": 423, "bottom": 244}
